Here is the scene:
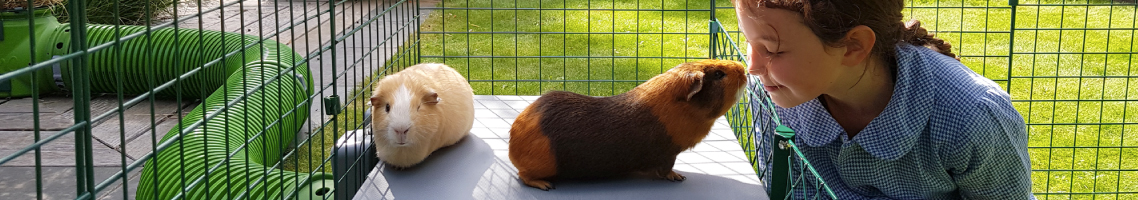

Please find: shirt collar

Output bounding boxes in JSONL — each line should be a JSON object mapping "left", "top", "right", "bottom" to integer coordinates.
{"left": 792, "top": 44, "right": 935, "bottom": 160}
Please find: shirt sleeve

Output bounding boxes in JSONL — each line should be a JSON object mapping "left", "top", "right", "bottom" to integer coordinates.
{"left": 947, "top": 95, "right": 1036, "bottom": 199}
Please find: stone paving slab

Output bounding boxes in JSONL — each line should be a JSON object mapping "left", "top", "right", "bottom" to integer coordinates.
{"left": 0, "top": 97, "right": 74, "bottom": 113}
{"left": 0, "top": 95, "right": 193, "bottom": 199}
{"left": 0, "top": 166, "right": 140, "bottom": 200}
{"left": 88, "top": 98, "right": 190, "bottom": 148}
{"left": 95, "top": 169, "right": 143, "bottom": 200}
{"left": 0, "top": 131, "right": 135, "bottom": 167}
{"left": 121, "top": 119, "right": 185, "bottom": 161}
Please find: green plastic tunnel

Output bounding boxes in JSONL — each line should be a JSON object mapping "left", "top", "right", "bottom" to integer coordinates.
{"left": 0, "top": 9, "right": 335, "bottom": 199}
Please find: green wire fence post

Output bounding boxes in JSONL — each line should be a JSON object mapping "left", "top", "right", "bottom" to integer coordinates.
{"left": 771, "top": 125, "right": 795, "bottom": 199}
{"left": 1007, "top": 0, "right": 1016, "bottom": 96}
{"left": 325, "top": 95, "right": 342, "bottom": 116}
{"left": 66, "top": 0, "right": 96, "bottom": 197}
{"left": 709, "top": 0, "right": 717, "bottom": 62}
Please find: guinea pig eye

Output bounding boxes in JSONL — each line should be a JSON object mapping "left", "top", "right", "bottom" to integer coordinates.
{"left": 714, "top": 70, "right": 726, "bottom": 79}
{"left": 385, "top": 104, "right": 391, "bottom": 113}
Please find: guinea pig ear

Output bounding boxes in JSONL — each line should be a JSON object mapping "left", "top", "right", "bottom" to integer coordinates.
{"left": 685, "top": 71, "right": 705, "bottom": 101}
{"left": 370, "top": 96, "right": 381, "bottom": 107}
{"left": 422, "top": 91, "right": 440, "bottom": 105}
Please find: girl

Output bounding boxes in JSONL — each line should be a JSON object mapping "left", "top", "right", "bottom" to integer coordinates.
{"left": 733, "top": 0, "right": 1035, "bottom": 199}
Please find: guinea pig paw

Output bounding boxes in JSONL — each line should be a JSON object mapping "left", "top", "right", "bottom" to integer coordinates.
{"left": 663, "top": 171, "right": 686, "bottom": 182}
{"left": 523, "top": 179, "right": 554, "bottom": 191}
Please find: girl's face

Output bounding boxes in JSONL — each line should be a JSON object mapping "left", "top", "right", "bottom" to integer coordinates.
{"left": 736, "top": 6, "right": 848, "bottom": 108}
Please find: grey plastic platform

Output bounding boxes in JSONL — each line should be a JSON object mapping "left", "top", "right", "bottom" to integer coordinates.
{"left": 353, "top": 95, "right": 769, "bottom": 200}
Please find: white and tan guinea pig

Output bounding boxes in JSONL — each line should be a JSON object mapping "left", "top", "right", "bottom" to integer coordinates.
{"left": 370, "top": 63, "right": 474, "bottom": 168}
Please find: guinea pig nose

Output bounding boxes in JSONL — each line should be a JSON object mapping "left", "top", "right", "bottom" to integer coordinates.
{"left": 394, "top": 127, "right": 410, "bottom": 135}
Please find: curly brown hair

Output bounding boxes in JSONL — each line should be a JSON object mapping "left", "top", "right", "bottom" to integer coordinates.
{"left": 734, "top": 0, "right": 958, "bottom": 75}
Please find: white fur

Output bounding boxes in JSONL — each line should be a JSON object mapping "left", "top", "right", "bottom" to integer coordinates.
{"left": 388, "top": 84, "right": 413, "bottom": 145}
{"left": 735, "top": 82, "right": 747, "bottom": 104}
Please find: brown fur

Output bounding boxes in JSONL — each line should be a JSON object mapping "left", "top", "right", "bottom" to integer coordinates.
{"left": 508, "top": 59, "right": 748, "bottom": 190}
{"left": 507, "top": 109, "right": 558, "bottom": 190}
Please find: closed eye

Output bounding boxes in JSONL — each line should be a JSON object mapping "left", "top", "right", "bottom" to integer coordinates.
{"left": 763, "top": 49, "right": 784, "bottom": 57}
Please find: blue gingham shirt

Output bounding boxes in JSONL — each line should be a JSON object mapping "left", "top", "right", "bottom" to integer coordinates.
{"left": 757, "top": 44, "right": 1035, "bottom": 199}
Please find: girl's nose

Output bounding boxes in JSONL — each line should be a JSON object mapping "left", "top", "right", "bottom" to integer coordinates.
{"left": 748, "top": 50, "right": 767, "bottom": 76}
{"left": 748, "top": 63, "right": 766, "bottom": 76}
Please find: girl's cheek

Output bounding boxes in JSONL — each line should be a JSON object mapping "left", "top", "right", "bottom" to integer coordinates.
{"left": 760, "top": 59, "right": 778, "bottom": 75}
{"left": 766, "top": 60, "right": 792, "bottom": 82}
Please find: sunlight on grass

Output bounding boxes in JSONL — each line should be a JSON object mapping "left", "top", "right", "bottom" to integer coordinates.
{"left": 1005, "top": 2, "right": 1137, "bottom": 199}
{"left": 418, "top": 0, "right": 716, "bottom": 96}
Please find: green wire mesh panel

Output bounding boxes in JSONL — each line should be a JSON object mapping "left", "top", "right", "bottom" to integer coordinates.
{"left": 3, "top": 0, "right": 1136, "bottom": 199}
{"left": 416, "top": 0, "right": 716, "bottom": 96}
{"left": 717, "top": 0, "right": 1138, "bottom": 199}
{"left": 0, "top": 0, "right": 422, "bottom": 199}
{"left": 711, "top": 18, "right": 839, "bottom": 199}
{"left": 1008, "top": 1, "right": 1138, "bottom": 199}
{"left": 910, "top": 0, "right": 1138, "bottom": 198}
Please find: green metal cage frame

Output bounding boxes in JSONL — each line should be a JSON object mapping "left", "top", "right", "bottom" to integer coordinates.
{"left": 0, "top": 0, "right": 1135, "bottom": 199}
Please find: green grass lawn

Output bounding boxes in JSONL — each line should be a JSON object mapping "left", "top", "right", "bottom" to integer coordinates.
{"left": 416, "top": 0, "right": 723, "bottom": 96}
{"left": 290, "top": 0, "right": 1137, "bottom": 199}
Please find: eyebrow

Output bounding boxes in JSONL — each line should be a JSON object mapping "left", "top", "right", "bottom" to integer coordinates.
{"left": 758, "top": 34, "right": 780, "bottom": 43}
{"left": 758, "top": 24, "right": 781, "bottom": 43}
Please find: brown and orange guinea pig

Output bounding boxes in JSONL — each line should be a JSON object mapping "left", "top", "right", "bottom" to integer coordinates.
{"left": 507, "top": 59, "right": 747, "bottom": 190}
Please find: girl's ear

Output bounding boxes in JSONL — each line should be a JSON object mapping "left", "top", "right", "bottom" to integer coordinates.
{"left": 841, "top": 25, "right": 876, "bottom": 67}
